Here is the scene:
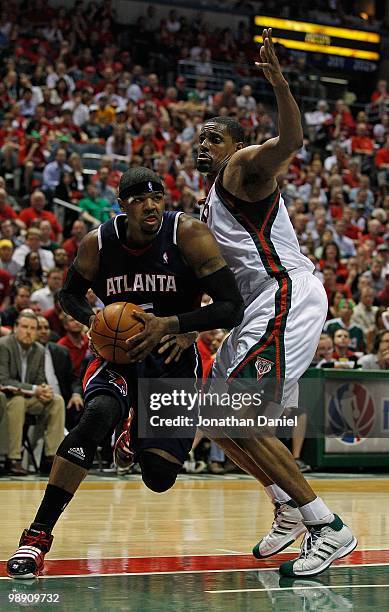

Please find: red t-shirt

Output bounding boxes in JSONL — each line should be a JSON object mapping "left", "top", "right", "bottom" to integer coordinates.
{"left": 351, "top": 135, "right": 374, "bottom": 154}
{"left": 375, "top": 148, "right": 389, "bottom": 168}
{"left": 62, "top": 237, "right": 79, "bottom": 263}
{"left": 359, "top": 233, "right": 384, "bottom": 246}
{"left": 57, "top": 334, "right": 89, "bottom": 376}
{"left": 0, "top": 268, "right": 11, "bottom": 306}
{"left": 0, "top": 204, "right": 18, "bottom": 221}
{"left": 18, "top": 208, "right": 62, "bottom": 239}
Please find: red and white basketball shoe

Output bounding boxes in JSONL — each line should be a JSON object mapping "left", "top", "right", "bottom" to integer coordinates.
{"left": 7, "top": 528, "right": 53, "bottom": 579}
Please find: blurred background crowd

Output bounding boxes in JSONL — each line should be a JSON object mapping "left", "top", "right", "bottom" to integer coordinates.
{"left": 0, "top": 0, "right": 387, "bottom": 476}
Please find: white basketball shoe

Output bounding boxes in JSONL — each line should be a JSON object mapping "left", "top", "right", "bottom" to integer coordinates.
{"left": 253, "top": 500, "right": 307, "bottom": 559}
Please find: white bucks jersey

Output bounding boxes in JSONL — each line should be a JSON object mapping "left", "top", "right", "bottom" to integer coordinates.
{"left": 201, "top": 174, "right": 314, "bottom": 305}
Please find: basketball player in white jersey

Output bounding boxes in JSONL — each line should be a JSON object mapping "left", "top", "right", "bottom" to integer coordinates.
{"left": 196, "top": 28, "right": 357, "bottom": 577}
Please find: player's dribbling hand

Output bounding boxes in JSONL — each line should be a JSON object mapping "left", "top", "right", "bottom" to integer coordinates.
{"left": 158, "top": 332, "right": 199, "bottom": 364}
{"left": 126, "top": 311, "right": 169, "bottom": 362}
{"left": 255, "top": 28, "right": 287, "bottom": 88}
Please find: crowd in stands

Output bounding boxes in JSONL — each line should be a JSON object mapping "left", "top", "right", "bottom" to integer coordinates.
{"left": 0, "top": 0, "right": 387, "bottom": 475}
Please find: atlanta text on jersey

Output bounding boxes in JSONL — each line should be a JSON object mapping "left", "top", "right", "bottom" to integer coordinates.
{"left": 106, "top": 273, "right": 177, "bottom": 296}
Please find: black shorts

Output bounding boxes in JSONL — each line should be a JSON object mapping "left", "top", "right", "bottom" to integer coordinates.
{"left": 83, "top": 346, "right": 201, "bottom": 464}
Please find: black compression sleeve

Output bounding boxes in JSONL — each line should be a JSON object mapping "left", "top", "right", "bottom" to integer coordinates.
{"left": 59, "top": 265, "right": 95, "bottom": 327}
{"left": 177, "top": 266, "right": 244, "bottom": 333}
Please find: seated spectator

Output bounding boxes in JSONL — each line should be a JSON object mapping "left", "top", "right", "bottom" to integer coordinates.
{"left": 358, "top": 330, "right": 389, "bottom": 370}
{"left": 12, "top": 228, "right": 55, "bottom": 271}
{"left": 36, "top": 315, "right": 83, "bottom": 430}
{"left": 94, "top": 166, "right": 117, "bottom": 206}
{"left": 0, "top": 238, "right": 21, "bottom": 277}
{"left": 319, "top": 241, "right": 348, "bottom": 281}
{"left": 351, "top": 122, "right": 374, "bottom": 157}
{"left": 15, "top": 251, "right": 45, "bottom": 292}
{"left": 58, "top": 314, "right": 89, "bottom": 376}
{"left": 236, "top": 85, "right": 256, "bottom": 112}
{"left": 323, "top": 267, "right": 351, "bottom": 304}
{"left": 324, "top": 298, "right": 365, "bottom": 353}
{"left": 0, "top": 188, "right": 20, "bottom": 224}
{"left": 53, "top": 248, "right": 68, "bottom": 274}
{"left": 39, "top": 220, "right": 60, "bottom": 252}
{"left": 333, "top": 219, "right": 356, "bottom": 259}
{"left": 30, "top": 267, "right": 64, "bottom": 312}
{"left": 1, "top": 284, "right": 32, "bottom": 327}
{"left": 105, "top": 124, "right": 132, "bottom": 162}
{"left": 178, "top": 156, "right": 203, "bottom": 198}
{"left": 362, "top": 257, "right": 385, "bottom": 293}
{"left": 0, "top": 219, "right": 23, "bottom": 249}
{"left": 351, "top": 287, "right": 378, "bottom": 335}
{"left": 42, "top": 148, "right": 71, "bottom": 194}
{"left": 0, "top": 267, "right": 11, "bottom": 309}
{"left": 79, "top": 183, "right": 111, "bottom": 226}
{"left": 375, "top": 134, "right": 389, "bottom": 189}
{"left": 378, "top": 273, "right": 389, "bottom": 307}
{"left": 0, "top": 311, "right": 65, "bottom": 475}
{"left": 18, "top": 191, "right": 63, "bottom": 242}
{"left": 332, "top": 328, "right": 359, "bottom": 367}
{"left": 68, "top": 153, "right": 89, "bottom": 196}
{"left": 44, "top": 292, "right": 65, "bottom": 340}
{"left": 360, "top": 219, "right": 384, "bottom": 247}
{"left": 62, "top": 219, "right": 87, "bottom": 264}
{"left": 312, "top": 332, "right": 334, "bottom": 367}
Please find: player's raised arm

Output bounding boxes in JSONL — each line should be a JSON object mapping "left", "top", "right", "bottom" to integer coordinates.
{"left": 226, "top": 28, "right": 303, "bottom": 188}
{"left": 58, "top": 230, "right": 100, "bottom": 327}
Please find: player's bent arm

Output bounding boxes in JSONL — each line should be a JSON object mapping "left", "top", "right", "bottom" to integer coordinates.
{"left": 58, "top": 230, "right": 100, "bottom": 327}
{"left": 173, "top": 215, "right": 245, "bottom": 333}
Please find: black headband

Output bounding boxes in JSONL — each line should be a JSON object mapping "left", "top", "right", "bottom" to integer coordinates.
{"left": 119, "top": 180, "right": 164, "bottom": 201}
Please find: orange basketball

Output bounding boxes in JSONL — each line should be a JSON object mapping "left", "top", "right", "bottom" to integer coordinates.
{"left": 90, "top": 302, "right": 145, "bottom": 364}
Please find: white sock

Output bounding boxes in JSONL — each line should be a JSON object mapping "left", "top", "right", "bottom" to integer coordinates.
{"left": 299, "top": 497, "right": 335, "bottom": 524}
{"left": 264, "top": 484, "right": 292, "bottom": 504}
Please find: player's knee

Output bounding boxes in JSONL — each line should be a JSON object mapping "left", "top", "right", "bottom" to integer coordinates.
{"left": 76, "top": 394, "right": 122, "bottom": 444}
{"left": 139, "top": 451, "right": 181, "bottom": 493}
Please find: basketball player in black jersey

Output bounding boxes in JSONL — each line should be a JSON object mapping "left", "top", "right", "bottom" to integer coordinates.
{"left": 7, "top": 167, "right": 244, "bottom": 579}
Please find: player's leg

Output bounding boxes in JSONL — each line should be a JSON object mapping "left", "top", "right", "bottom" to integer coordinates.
{"left": 227, "top": 274, "right": 356, "bottom": 576}
{"left": 138, "top": 448, "right": 183, "bottom": 493}
{"left": 213, "top": 435, "right": 307, "bottom": 557}
{"left": 7, "top": 359, "right": 126, "bottom": 579}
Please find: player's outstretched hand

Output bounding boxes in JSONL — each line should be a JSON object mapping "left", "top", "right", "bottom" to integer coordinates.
{"left": 158, "top": 332, "right": 199, "bottom": 364}
{"left": 255, "top": 28, "right": 287, "bottom": 88}
{"left": 126, "top": 310, "right": 169, "bottom": 362}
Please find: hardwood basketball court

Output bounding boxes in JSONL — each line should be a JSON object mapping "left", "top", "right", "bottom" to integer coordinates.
{"left": 1, "top": 474, "right": 389, "bottom": 610}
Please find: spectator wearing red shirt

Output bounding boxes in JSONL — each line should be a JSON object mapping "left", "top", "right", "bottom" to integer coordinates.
{"left": 62, "top": 219, "right": 87, "bottom": 264}
{"left": 371, "top": 79, "right": 389, "bottom": 105}
{"left": 342, "top": 206, "right": 361, "bottom": 241}
{"left": 332, "top": 328, "right": 359, "bottom": 366}
{"left": 18, "top": 190, "right": 63, "bottom": 241}
{"left": 351, "top": 123, "right": 374, "bottom": 156}
{"left": 332, "top": 99, "right": 355, "bottom": 135}
{"left": 360, "top": 219, "right": 384, "bottom": 247}
{"left": 132, "top": 123, "right": 165, "bottom": 155}
{"left": 57, "top": 315, "right": 89, "bottom": 376}
{"left": 0, "top": 188, "right": 18, "bottom": 223}
{"left": 323, "top": 267, "right": 352, "bottom": 302}
{"left": 319, "top": 242, "right": 348, "bottom": 282}
{"left": 0, "top": 267, "right": 12, "bottom": 309}
{"left": 378, "top": 273, "right": 389, "bottom": 307}
{"left": 375, "top": 135, "right": 389, "bottom": 188}
{"left": 155, "top": 158, "right": 176, "bottom": 194}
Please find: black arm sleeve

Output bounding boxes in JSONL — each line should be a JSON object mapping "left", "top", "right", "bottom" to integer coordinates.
{"left": 177, "top": 266, "right": 244, "bottom": 333}
{"left": 58, "top": 264, "right": 95, "bottom": 327}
